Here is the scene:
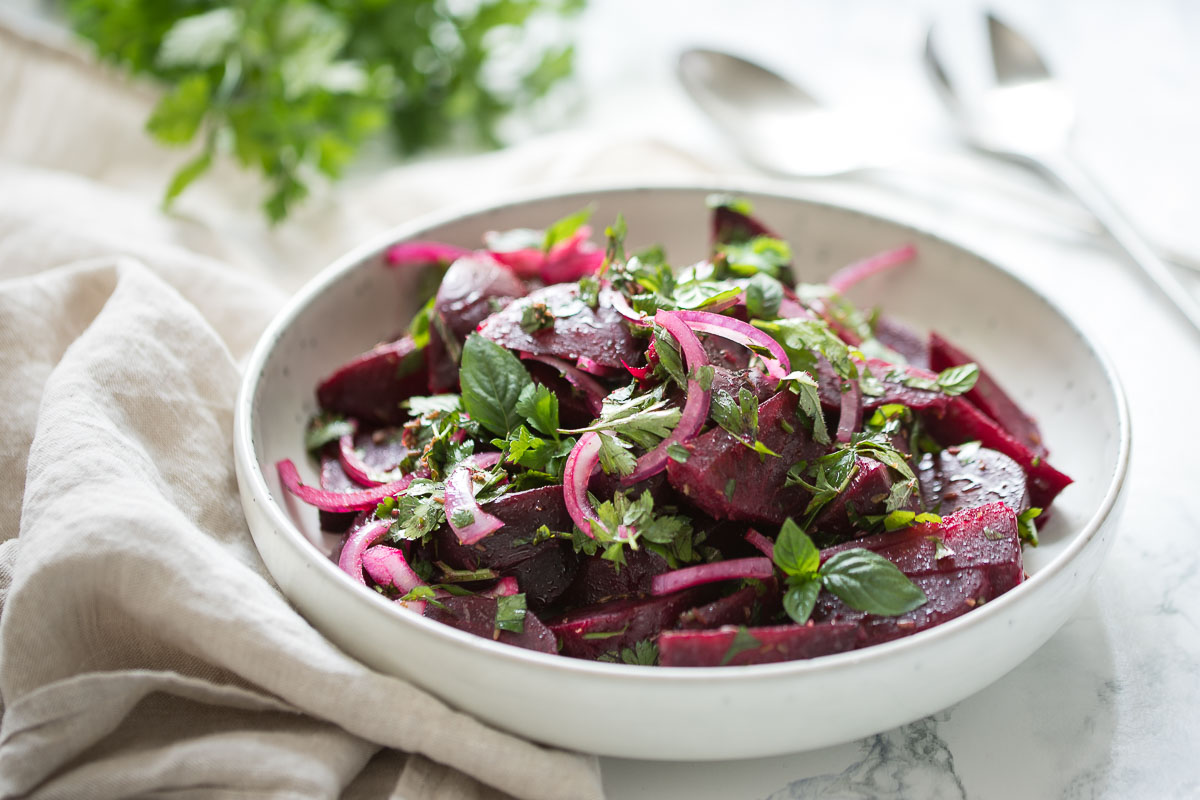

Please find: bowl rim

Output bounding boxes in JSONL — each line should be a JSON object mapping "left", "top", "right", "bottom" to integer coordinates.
{"left": 234, "top": 178, "right": 1131, "bottom": 683}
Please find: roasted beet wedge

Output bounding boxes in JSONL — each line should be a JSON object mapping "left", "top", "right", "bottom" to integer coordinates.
{"left": 919, "top": 396, "right": 1072, "bottom": 508}
{"left": 811, "top": 457, "right": 918, "bottom": 546}
{"left": 434, "top": 485, "right": 573, "bottom": 572}
{"left": 435, "top": 254, "right": 527, "bottom": 341}
{"left": 667, "top": 391, "right": 825, "bottom": 525}
{"left": 560, "top": 549, "right": 671, "bottom": 607}
{"left": 929, "top": 332, "right": 1047, "bottom": 457}
{"left": 658, "top": 622, "right": 860, "bottom": 666}
{"left": 675, "top": 580, "right": 778, "bottom": 630}
{"left": 711, "top": 202, "right": 779, "bottom": 244}
{"left": 861, "top": 358, "right": 949, "bottom": 412}
{"left": 317, "top": 335, "right": 427, "bottom": 425}
{"left": 477, "top": 284, "right": 643, "bottom": 370}
{"left": 549, "top": 589, "right": 707, "bottom": 660}
{"left": 424, "top": 595, "right": 556, "bottom": 654}
{"left": 503, "top": 543, "right": 578, "bottom": 612}
{"left": 917, "top": 446, "right": 1030, "bottom": 516}
{"left": 813, "top": 568, "right": 996, "bottom": 649}
{"left": 820, "top": 502, "right": 1024, "bottom": 595}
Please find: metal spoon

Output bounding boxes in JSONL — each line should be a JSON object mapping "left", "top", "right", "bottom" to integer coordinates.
{"left": 924, "top": 13, "right": 1200, "bottom": 333}
{"left": 677, "top": 46, "right": 1200, "bottom": 274}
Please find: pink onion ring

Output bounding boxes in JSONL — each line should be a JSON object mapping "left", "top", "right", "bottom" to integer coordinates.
{"left": 385, "top": 241, "right": 471, "bottom": 267}
{"left": 337, "top": 518, "right": 391, "bottom": 584}
{"left": 623, "top": 310, "right": 712, "bottom": 484}
{"left": 827, "top": 244, "right": 917, "bottom": 294}
{"left": 650, "top": 557, "right": 775, "bottom": 596}
{"left": 445, "top": 462, "right": 505, "bottom": 545}
{"left": 482, "top": 576, "right": 520, "bottom": 597}
{"left": 362, "top": 545, "right": 425, "bottom": 593}
{"left": 563, "top": 431, "right": 603, "bottom": 537}
{"left": 744, "top": 529, "right": 776, "bottom": 560}
{"left": 836, "top": 378, "right": 863, "bottom": 443}
{"left": 277, "top": 459, "right": 414, "bottom": 512}
{"left": 671, "top": 309, "right": 790, "bottom": 379}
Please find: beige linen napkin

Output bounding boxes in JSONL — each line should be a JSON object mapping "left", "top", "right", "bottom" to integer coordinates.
{"left": 0, "top": 17, "right": 730, "bottom": 800}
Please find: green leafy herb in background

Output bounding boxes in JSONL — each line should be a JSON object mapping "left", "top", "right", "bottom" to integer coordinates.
{"left": 64, "top": 0, "right": 584, "bottom": 222}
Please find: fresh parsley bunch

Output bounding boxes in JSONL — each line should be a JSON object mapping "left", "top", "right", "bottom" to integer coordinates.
{"left": 65, "top": 0, "right": 583, "bottom": 222}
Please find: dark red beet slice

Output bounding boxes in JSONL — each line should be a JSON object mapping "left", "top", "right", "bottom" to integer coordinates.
{"left": 702, "top": 336, "right": 752, "bottom": 371}
{"left": 560, "top": 549, "right": 671, "bottom": 607}
{"left": 434, "top": 485, "right": 574, "bottom": 572}
{"left": 820, "top": 502, "right": 1024, "bottom": 595}
{"left": 929, "top": 331, "right": 1047, "bottom": 457}
{"left": 424, "top": 595, "right": 556, "bottom": 654}
{"left": 549, "top": 589, "right": 707, "bottom": 660}
{"left": 874, "top": 316, "right": 930, "bottom": 369}
{"left": 503, "top": 543, "right": 577, "bottom": 612}
{"left": 667, "top": 391, "right": 825, "bottom": 525}
{"left": 811, "top": 457, "right": 917, "bottom": 546}
{"left": 711, "top": 203, "right": 778, "bottom": 244}
{"left": 919, "top": 396, "right": 1071, "bottom": 508}
{"left": 477, "top": 285, "right": 642, "bottom": 370}
{"left": 435, "top": 254, "right": 527, "bottom": 341}
{"left": 812, "top": 567, "right": 995, "bottom": 648}
{"left": 316, "top": 335, "right": 427, "bottom": 425}
{"left": 658, "top": 622, "right": 860, "bottom": 666}
{"left": 709, "top": 366, "right": 777, "bottom": 402}
{"left": 917, "top": 446, "right": 1030, "bottom": 517}
{"left": 675, "top": 579, "right": 779, "bottom": 630}
{"left": 425, "top": 323, "right": 460, "bottom": 394}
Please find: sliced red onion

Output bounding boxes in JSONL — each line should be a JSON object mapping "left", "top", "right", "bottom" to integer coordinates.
{"left": 827, "top": 244, "right": 917, "bottom": 295}
{"left": 650, "top": 557, "right": 775, "bottom": 596}
{"left": 445, "top": 462, "right": 505, "bottom": 545}
{"left": 776, "top": 296, "right": 814, "bottom": 319}
{"left": 482, "top": 576, "right": 520, "bottom": 597}
{"left": 541, "top": 228, "right": 604, "bottom": 283}
{"left": 385, "top": 241, "right": 471, "bottom": 267}
{"left": 621, "top": 357, "right": 653, "bottom": 382}
{"left": 520, "top": 353, "right": 607, "bottom": 415}
{"left": 671, "top": 309, "right": 790, "bottom": 379}
{"left": 623, "top": 311, "right": 711, "bottom": 484}
{"left": 336, "top": 423, "right": 402, "bottom": 488}
{"left": 337, "top": 518, "right": 391, "bottom": 584}
{"left": 464, "top": 451, "right": 504, "bottom": 470}
{"left": 744, "top": 529, "right": 776, "bottom": 560}
{"left": 563, "top": 431, "right": 603, "bottom": 537}
{"left": 362, "top": 545, "right": 425, "bottom": 593}
{"left": 699, "top": 294, "right": 742, "bottom": 314}
{"left": 836, "top": 378, "right": 863, "bottom": 443}
{"left": 610, "top": 292, "right": 650, "bottom": 326}
{"left": 575, "top": 355, "right": 618, "bottom": 377}
{"left": 277, "top": 459, "right": 414, "bottom": 512}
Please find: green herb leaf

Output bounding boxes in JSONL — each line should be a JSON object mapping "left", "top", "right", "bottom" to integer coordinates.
{"left": 654, "top": 325, "right": 687, "bottom": 389}
{"left": 773, "top": 518, "right": 820, "bottom": 578}
{"left": 936, "top": 363, "right": 980, "bottom": 396}
{"left": 782, "top": 574, "right": 822, "bottom": 624}
{"left": 449, "top": 508, "right": 476, "bottom": 528}
{"left": 1017, "top": 507, "right": 1042, "bottom": 546}
{"left": 564, "top": 385, "right": 681, "bottom": 450}
{"left": 516, "top": 383, "right": 560, "bottom": 437}
{"left": 598, "top": 638, "right": 659, "bottom": 666}
{"left": 404, "top": 394, "right": 462, "bottom": 416}
{"left": 543, "top": 206, "right": 593, "bottom": 252}
{"left": 666, "top": 442, "right": 690, "bottom": 464}
{"left": 459, "top": 334, "right": 534, "bottom": 436}
{"left": 719, "top": 627, "right": 763, "bottom": 666}
{"left": 745, "top": 272, "right": 784, "bottom": 319}
{"left": 596, "top": 432, "right": 636, "bottom": 477}
{"left": 928, "top": 535, "right": 955, "bottom": 560}
{"left": 519, "top": 302, "right": 556, "bottom": 333}
{"left": 495, "top": 593, "right": 527, "bottom": 634}
{"left": 305, "top": 413, "right": 354, "bottom": 452}
{"left": 820, "top": 549, "right": 927, "bottom": 616}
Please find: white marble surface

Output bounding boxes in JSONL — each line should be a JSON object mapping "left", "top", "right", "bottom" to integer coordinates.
{"left": 565, "top": 1, "right": 1200, "bottom": 798}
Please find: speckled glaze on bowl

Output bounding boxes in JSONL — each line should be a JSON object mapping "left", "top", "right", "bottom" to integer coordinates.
{"left": 234, "top": 184, "right": 1129, "bottom": 761}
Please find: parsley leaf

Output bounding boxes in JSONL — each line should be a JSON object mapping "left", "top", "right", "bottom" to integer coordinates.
{"left": 495, "top": 593, "right": 528, "bottom": 635}
{"left": 563, "top": 384, "right": 681, "bottom": 450}
{"left": 459, "top": 334, "right": 534, "bottom": 436}
{"left": 515, "top": 383, "right": 560, "bottom": 437}
{"left": 519, "top": 302, "right": 555, "bottom": 333}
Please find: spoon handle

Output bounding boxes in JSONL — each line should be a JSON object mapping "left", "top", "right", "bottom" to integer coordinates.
{"left": 1033, "top": 151, "right": 1200, "bottom": 336}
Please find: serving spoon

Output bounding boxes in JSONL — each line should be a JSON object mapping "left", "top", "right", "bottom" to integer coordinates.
{"left": 677, "top": 46, "right": 1200, "bottom": 275}
{"left": 924, "top": 13, "right": 1200, "bottom": 334}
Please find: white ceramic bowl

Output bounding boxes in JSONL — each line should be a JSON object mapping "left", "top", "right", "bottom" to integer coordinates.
{"left": 234, "top": 184, "right": 1129, "bottom": 760}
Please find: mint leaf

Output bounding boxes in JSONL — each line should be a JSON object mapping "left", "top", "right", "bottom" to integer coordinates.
{"left": 516, "top": 383, "right": 559, "bottom": 436}
{"left": 936, "top": 363, "right": 980, "bottom": 396}
{"left": 459, "top": 334, "right": 533, "bottom": 436}
{"left": 543, "top": 206, "right": 593, "bottom": 252}
{"left": 773, "top": 518, "right": 819, "bottom": 578}
{"left": 495, "top": 593, "right": 527, "bottom": 634}
{"left": 820, "top": 549, "right": 927, "bottom": 616}
{"left": 745, "top": 272, "right": 783, "bottom": 319}
{"left": 719, "top": 627, "right": 762, "bottom": 666}
{"left": 783, "top": 574, "right": 821, "bottom": 624}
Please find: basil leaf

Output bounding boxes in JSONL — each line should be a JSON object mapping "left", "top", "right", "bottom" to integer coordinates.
{"left": 459, "top": 334, "right": 534, "bottom": 436}
{"left": 819, "top": 549, "right": 927, "bottom": 616}
{"left": 783, "top": 574, "right": 821, "bottom": 624}
{"left": 495, "top": 593, "right": 527, "bottom": 634}
{"left": 773, "top": 518, "right": 819, "bottom": 578}
{"left": 936, "top": 363, "right": 980, "bottom": 396}
{"left": 745, "top": 272, "right": 783, "bottom": 319}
